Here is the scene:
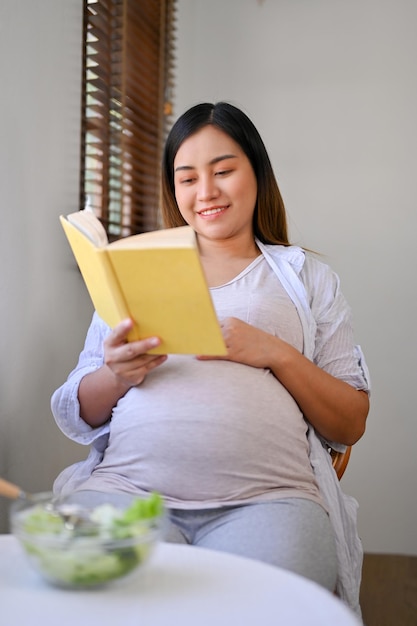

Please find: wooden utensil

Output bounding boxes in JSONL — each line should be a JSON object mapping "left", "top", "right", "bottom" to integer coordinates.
{"left": 0, "top": 477, "right": 26, "bottom": 500}
{"left": 0, "top": 477, "right": 95, "bottom": 532}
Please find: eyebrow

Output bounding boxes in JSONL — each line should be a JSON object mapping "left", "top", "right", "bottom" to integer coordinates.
{"left": 174, "top": 154, "right": 238, "bottom": 172}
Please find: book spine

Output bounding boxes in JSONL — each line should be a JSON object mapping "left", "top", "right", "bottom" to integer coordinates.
{"left": 98, "top": 250, "right": 138, "bottom": 336}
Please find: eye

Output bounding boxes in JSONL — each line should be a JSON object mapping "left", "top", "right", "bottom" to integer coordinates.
{"left": 215, "top": 169, "right": 232, "bottom": 177}
{"left": 177, "top": 176, "right": 196, "bottom": 185}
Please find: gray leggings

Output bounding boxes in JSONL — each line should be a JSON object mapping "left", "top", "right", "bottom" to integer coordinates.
{"left": 163, "top": 498, "right": 338, "bottom": 592}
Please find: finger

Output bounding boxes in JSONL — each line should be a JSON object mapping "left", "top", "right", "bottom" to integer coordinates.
{"left": 107, "top": 318, "right": 134, "bottom": 347}
{"left": 127, "top": 354, "right": 168, "bottom": 386}
{"left": 115, "top": 337, "right": 163, "bottom": 366}
{"left": 146, "top": 354, "right": 168, "bottom": 370}
{"left": 127, "top": 336, "right": 163, "bottom": 357}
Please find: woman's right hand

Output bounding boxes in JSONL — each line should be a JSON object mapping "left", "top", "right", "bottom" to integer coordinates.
{"left": 78, "top": 319, "right": 167, "bottom": 428}
{"left": 104, "top": 318, "right": 168, "bottom": 388}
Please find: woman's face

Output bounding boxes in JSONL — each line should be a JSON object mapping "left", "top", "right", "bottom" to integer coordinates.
{"left": 173, "top": 125, "right": 257, "bottom": 244}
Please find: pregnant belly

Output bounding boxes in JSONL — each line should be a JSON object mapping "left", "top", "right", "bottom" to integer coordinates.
{"left": 90, "top": 358, "right": 314, "bottom": 502}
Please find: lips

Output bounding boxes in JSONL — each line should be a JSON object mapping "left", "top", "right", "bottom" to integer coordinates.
{"left": 198, "top": 206, "right": 228, "bottom": 216}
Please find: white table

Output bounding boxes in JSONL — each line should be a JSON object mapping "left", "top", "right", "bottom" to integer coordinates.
{"left": 0, "top": 534, "right": 360, "bottom": 626}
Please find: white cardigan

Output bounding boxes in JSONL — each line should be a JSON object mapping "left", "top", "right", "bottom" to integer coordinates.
{"left": 52, "top": 242, "right": 370, "bottom": 618}
{"left": 258, "top": 242, "right": 370, "bottom": 619}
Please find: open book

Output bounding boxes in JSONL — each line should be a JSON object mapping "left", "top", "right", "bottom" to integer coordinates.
{"left": 60, "top": 210, "right": 227, "bottom": 355}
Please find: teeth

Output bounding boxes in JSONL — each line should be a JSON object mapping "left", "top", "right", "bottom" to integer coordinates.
{"left": 200, "top": 207, "right": 224, "bottom": 216}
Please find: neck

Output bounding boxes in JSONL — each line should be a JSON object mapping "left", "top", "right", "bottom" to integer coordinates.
{"left": 197, "top": 232, "right": 259, "bottom": 261}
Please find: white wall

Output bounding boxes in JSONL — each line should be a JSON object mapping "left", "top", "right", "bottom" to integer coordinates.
{"left": 0, "top": 0, "right": 91, "bottom": 531}
{"left": 0, "top": 0, "right": 415, "bottom": 555}
{"left": 175, "top": 0, "right": 417, "bottom": 554}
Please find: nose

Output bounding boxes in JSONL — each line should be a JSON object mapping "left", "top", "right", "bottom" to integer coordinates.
{"left": 197, "top": 175, "right": 219, "bottom": 202}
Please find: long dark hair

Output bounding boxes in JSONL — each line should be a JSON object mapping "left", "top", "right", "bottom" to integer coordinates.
{"left": 161, "top": 102, "right": 290, "bottom": 245}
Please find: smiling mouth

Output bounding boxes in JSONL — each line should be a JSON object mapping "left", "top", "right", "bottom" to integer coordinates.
{"left": 198, "top": 206, "right": 228, "bottom": 216}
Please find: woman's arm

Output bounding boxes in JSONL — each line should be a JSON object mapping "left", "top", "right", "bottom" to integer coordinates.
{"left": 78, "top": 319, "right": 167, "bottom": 428}
{"left": 266, "top": 335, "right": 369, "bottom": 444}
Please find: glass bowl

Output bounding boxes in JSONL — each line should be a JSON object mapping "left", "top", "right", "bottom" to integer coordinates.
{"left": 10, "top": 490, "right": 164, "bottom": 589}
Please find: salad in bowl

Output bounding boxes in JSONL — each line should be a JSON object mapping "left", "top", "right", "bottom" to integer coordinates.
{"left": 10, "top": 490, "right": 164, "bottom": 588}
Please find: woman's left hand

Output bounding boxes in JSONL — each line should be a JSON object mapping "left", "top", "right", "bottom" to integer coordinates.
{"left": 197, "top": 317, "right": 275, "bottom": 369}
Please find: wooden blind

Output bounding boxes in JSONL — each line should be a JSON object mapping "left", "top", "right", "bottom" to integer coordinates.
{"left": 80, "top": 0, "right": 177, "bottom": 237}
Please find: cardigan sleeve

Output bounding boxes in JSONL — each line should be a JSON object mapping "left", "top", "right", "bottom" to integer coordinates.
{"left": 50, "top": 312, "right": 112, "bottom": 444}
{"left": 299, "top": 254, "right": 370, "bottom": 394}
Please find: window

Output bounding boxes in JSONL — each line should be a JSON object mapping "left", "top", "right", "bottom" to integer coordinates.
{"left": 80, "top": 0, "right": 177, "bottom": 238}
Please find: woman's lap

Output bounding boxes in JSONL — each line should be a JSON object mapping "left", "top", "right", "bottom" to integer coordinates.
{"left": 163, "top": 498, "right": 337, "bottom": 592}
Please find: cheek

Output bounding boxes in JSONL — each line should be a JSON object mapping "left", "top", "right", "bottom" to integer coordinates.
{"left": 173, "top": 185, "right": 184, "bottom": 208}
{"left": 174, "top": 189, "right": 192, "bottom": 219}
{"left": 235, "top": 179, "right": 257, "bottom": 210}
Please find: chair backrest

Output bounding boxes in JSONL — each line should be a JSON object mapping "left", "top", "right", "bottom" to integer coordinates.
{"left": 330, "top": 446, "right": 352, "bottom": 480}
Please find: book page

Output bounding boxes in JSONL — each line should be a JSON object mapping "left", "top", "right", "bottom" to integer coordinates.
{"left": 108, "top": 226, "right": 196, "bottom": 250}
{"left": 66, "top": 210, "right": 109, "bottom": 248}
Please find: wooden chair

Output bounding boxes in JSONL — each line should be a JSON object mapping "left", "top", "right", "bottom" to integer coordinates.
{"left": 330, "top": 446, "right": 352, "bottom": 480}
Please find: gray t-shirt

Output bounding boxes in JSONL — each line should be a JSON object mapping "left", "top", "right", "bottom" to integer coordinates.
{"left": 79, "top": 257, "right": 323, "bottom": 509}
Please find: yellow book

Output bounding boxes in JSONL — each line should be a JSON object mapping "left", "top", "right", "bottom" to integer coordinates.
{"left": 60, "top": 210, "right": 227, "bottom": 355}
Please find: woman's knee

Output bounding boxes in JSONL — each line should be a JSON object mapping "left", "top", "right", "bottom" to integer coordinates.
{"left": 194, "top": 499, "right": 338, "bottom": 591}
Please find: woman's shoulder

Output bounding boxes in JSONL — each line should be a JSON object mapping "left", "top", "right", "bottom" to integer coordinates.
{"left": 259, "top": 242, "right": 337, "bottom": 282}
{"left": 300, "top": 252, "right": 339, "bottom": 284}
{"left": 300, "top": 254, "right": 347, "bottom": 318}
{"left": 260, "top": 242, "right": 342, "bottom": 312}
{"left": 258, "top": 242, "right": 305, "bottom": 271}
